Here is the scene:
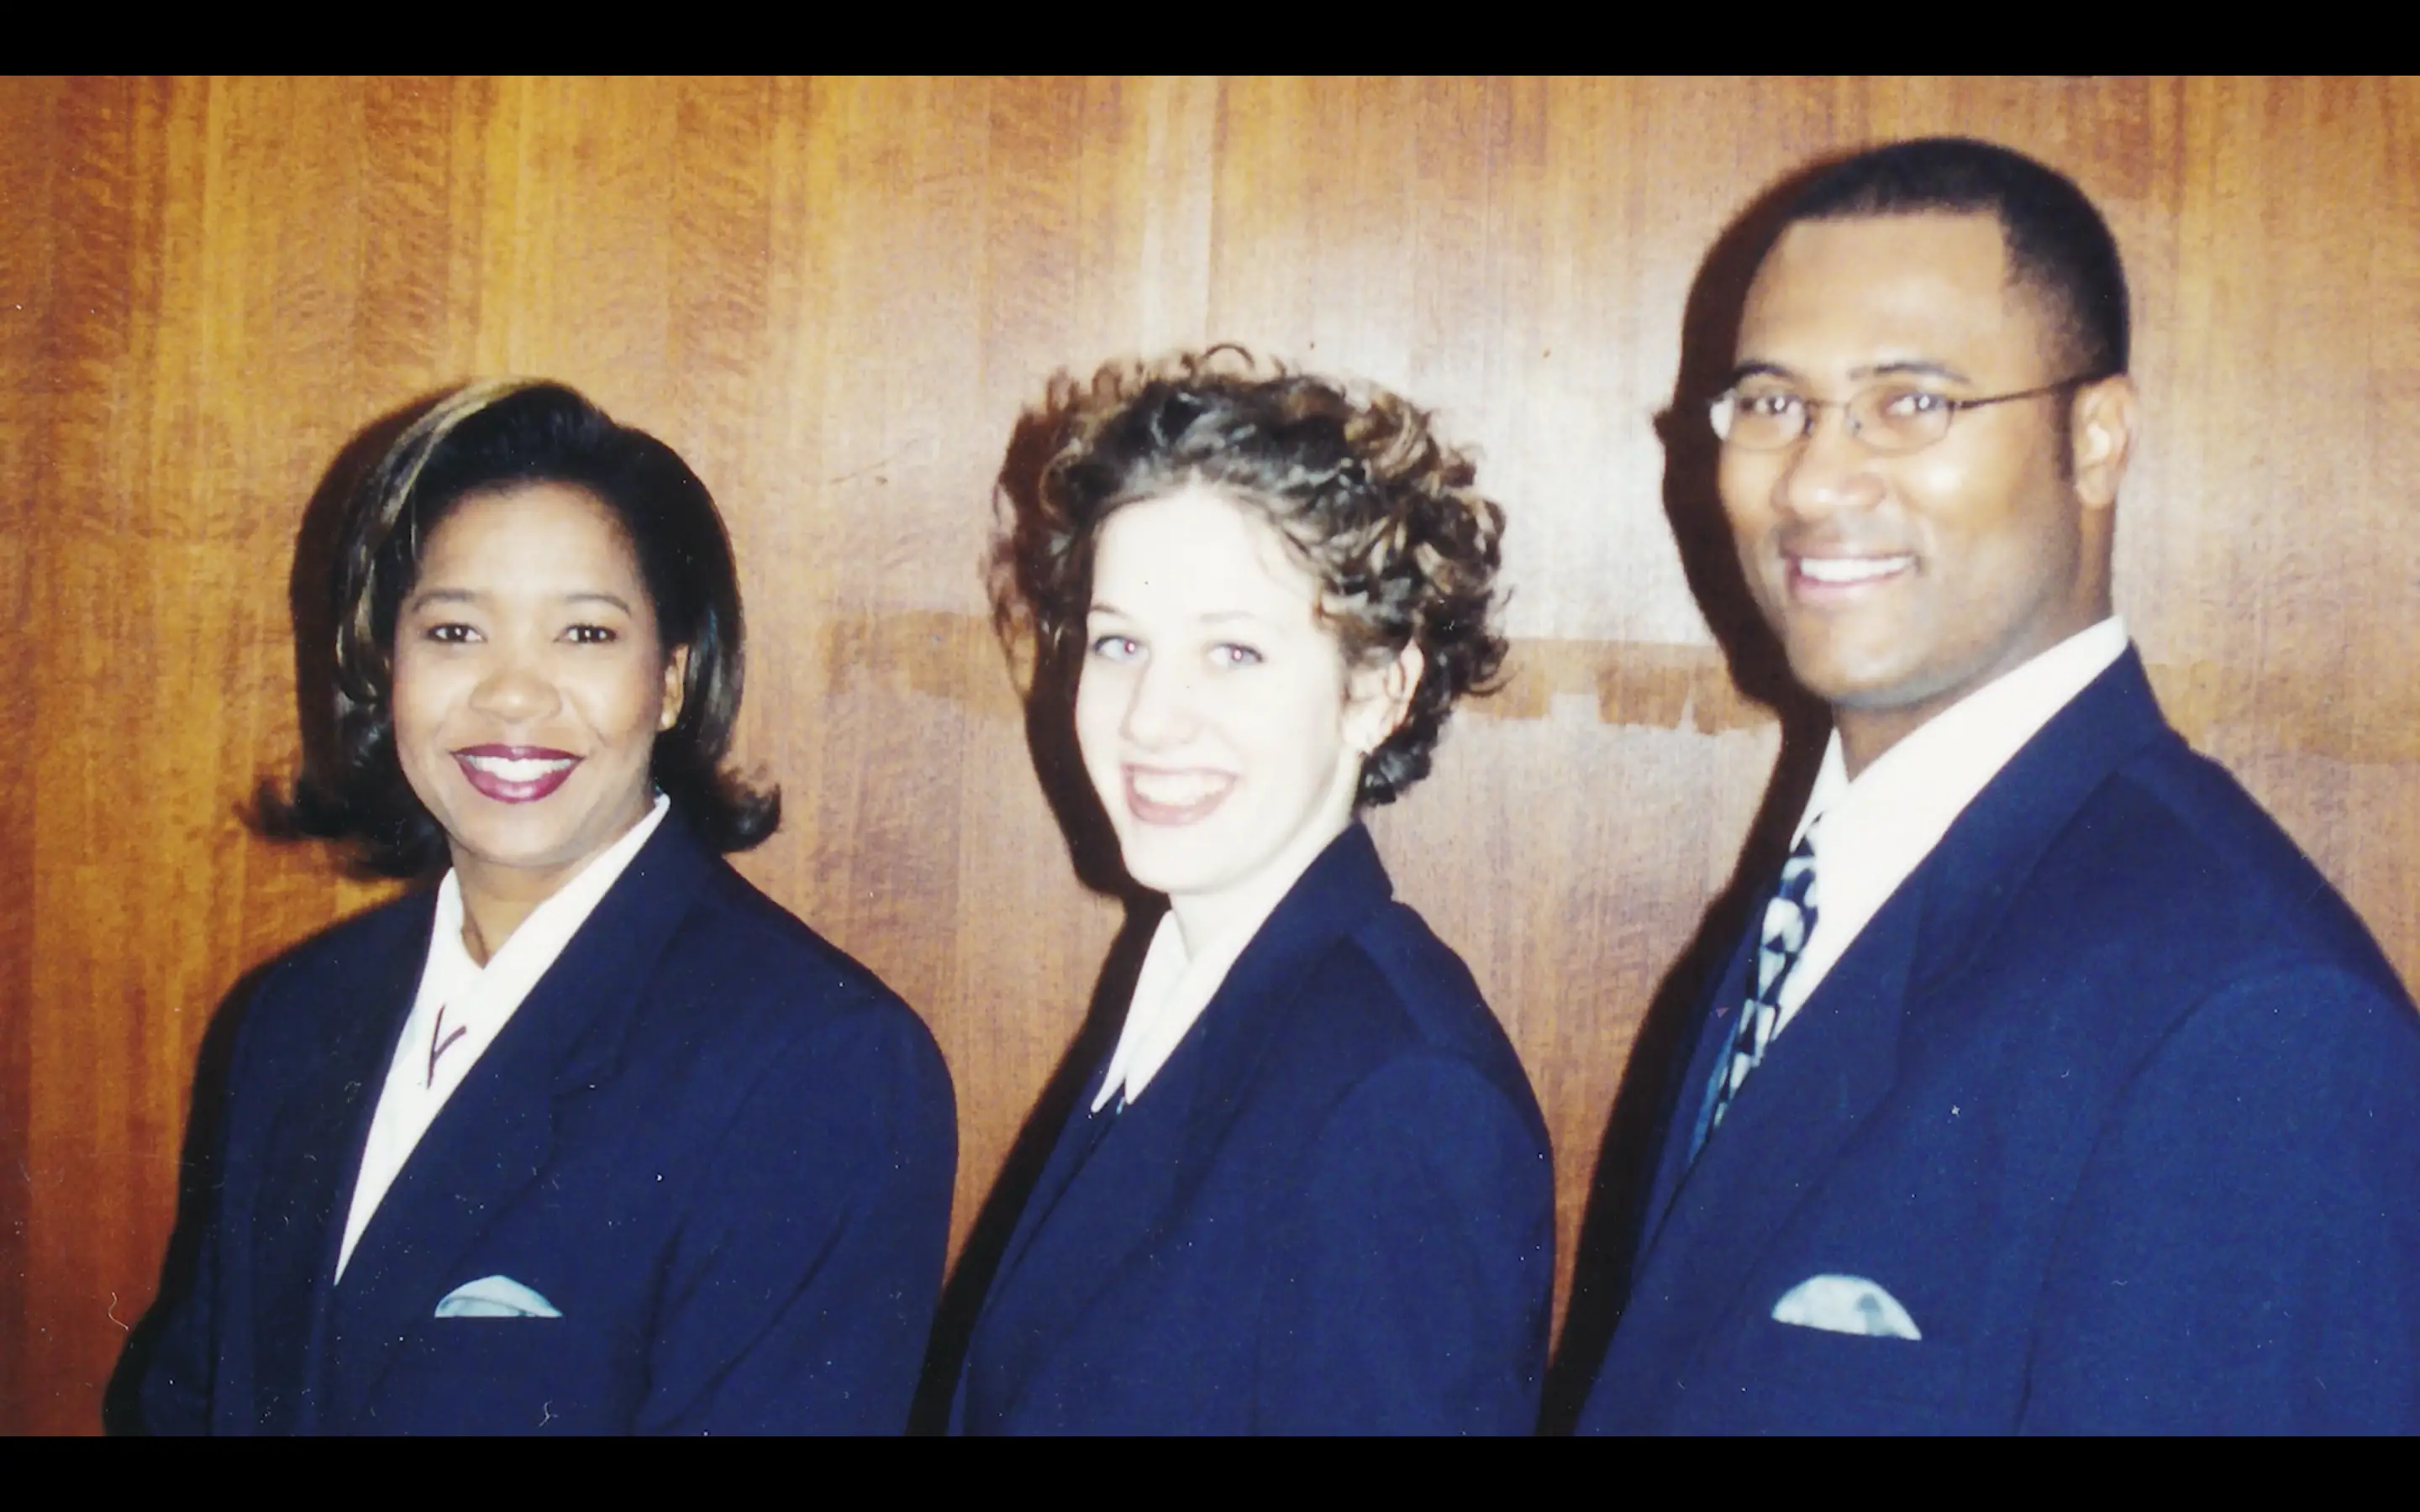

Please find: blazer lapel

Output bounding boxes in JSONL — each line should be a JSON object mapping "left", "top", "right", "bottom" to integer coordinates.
{"left": 1895, "top": 648, "right": 2174, "bottom": 999}
{"left": 968, "top": 826, "right": 1395, "bottom": 1425}
{"left": 1166, "top": 833, "right": 1392, "bottom": 1152}
{"left": 967, "top": 1037, "right": 1203, "bottom": 1423}
{"left": 1622, "top": 877, "right": 1924, "bottom": 1379}
{"left": 1153, "top": 822, "right": 1398, "bottom": 1225}
{"left": 985, "top": 1050, "right": 1121, "bottom": 1307}
{"left": 321, "top": 818, "right": 713, "bottom": 1425}
{"left": 1636, "top": 923, "right": 1757, "bottom": 1259}
{"left": 250, "top": 896, "right": 433, "bottom": 1434}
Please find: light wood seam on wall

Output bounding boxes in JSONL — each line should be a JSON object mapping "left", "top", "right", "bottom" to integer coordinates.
{"left": 816, "top": 610, "right": 2420, "bottom": 764}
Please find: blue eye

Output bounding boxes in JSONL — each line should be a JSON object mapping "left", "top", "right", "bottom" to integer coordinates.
{"left": 1089, "top": 633, "right": 1143, "bottom": 662}
{"left": 1211, "top": 643, "right": 1264, "bottom": 669}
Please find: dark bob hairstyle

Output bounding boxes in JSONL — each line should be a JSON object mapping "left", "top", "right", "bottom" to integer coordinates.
{"left": 992, "top": 347, "right": 1508, "bottom": 808}
{"left": 281, "top": 378, "right": 776, "bottom": 875}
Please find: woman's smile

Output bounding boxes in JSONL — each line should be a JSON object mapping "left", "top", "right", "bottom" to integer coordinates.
{"left": 451, "top": 744, "right": 582, "bottom": 804}
{"left": 1123, "top": 764, "right": 1238, "bottom": 826}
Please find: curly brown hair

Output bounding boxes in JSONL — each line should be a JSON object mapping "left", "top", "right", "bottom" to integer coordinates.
{"left": 992, "top": 347, "right": 1507, "bottom": 807}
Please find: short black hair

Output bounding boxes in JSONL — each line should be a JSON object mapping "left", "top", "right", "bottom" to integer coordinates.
{"left": 1782, "top": 137, "right": 2130, "bottom": 377}
{"left": 281, "top": 379, "right": 776, "bottom": 875}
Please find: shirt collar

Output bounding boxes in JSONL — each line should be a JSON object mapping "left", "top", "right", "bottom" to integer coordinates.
{"left": 1092, "top": 819, "right": 1351, "bottom": 1113}
{"left": 1794, "top": 617, "right": 2129, "bottom": 927}
{"left": 434, "top": 792, "right": 674, "bottom": 1009}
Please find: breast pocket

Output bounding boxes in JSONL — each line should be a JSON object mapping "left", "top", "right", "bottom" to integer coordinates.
{"left": 378, "top": 1316, "right": 634, "bottom": 1435}
{"left": 1676, "top": 1319, "right": 1974, "bottom": 1435}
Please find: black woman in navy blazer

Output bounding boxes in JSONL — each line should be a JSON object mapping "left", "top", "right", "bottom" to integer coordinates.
{"left": 957, "top": 349, "right": 1553, "bottom": 1434}
{"left": 127, "top": 381, "right": 954, "bottom": 1434}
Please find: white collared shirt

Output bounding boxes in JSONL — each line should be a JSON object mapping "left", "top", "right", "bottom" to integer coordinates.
{"left": 1769, "top": 617, "right": 2131, "bottom": 1040}
{"left": 1090, "top": 828, "right": 1340, "bottom": 1115}
{"left": 335, "top": 795, "right": 671, "bottom": 1279}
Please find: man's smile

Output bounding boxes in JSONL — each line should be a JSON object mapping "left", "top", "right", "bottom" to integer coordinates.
{"left": 1784, "top": 551, "right": 1918, "bottom": 601}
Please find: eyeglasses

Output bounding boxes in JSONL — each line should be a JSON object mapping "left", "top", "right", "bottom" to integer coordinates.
{"left": 1708, "top": 372, "right": 2111, "bottom": 455}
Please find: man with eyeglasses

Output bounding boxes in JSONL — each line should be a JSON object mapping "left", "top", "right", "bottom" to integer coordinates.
{"left": 1572, "top": 137, "right": 2420, "bottom": 1434}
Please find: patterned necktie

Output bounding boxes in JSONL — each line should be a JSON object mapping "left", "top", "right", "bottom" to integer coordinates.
{"left": 1696, "top": 827, "right": 1820, "bottom": 1154}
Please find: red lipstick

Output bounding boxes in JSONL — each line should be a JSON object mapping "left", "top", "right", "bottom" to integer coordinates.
{"left": 452, "top": 744, "right": 581, "bottom": 804}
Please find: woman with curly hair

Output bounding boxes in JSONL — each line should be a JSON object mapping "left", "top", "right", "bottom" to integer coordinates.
{"left": 129, "top": 380, "right": 955, "bottom": 1434}
{"left": 955, "top": 349, "right": 1553, "bottom": 1435}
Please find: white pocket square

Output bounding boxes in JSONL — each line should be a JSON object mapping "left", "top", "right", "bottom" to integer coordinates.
{"left": 435, "top": 1275, "right": 562, "bottom": 1319}
{"left": 1771, "top": 1274, "right": 1922, "bottom": 1340}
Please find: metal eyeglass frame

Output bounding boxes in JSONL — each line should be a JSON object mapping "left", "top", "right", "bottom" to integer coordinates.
{"left": 1707, "top": 371, "right": 2114, "bottom": 454}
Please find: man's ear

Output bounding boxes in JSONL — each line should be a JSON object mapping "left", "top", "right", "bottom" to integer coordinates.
{"left": 1346, "top": 643, "right": 1424, "bottom": 755}
{"left": 660, "top": 645, "right": 692, "bottom": 732}
{"left": 2070, "top": 374, "right": 2139, "bottom": 512}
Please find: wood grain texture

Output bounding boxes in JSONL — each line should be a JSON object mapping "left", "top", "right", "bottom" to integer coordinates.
{"left": 5, "top": 76, "right": 2415, "bottom": 1434}
{"left": 0, "top": 75, "right": 62, "bottom": 1427}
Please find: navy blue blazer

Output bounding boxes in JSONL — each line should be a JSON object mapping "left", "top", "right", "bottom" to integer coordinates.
{"left": 133, "top": 813, "right": 955, "bottom": 1435}
{"left": 953, "top": 825, "right": 1554, "bottom": 1435}
{"left": 1577, "top": 651, "right": 2420, "bottom": 1434}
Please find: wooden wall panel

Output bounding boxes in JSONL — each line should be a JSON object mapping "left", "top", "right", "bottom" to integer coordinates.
{"left": 5, "top": 76, "right": 2416, "bottom": 1434}
{"left": 0, "top": 75, "right": 61, "bottom": 1426}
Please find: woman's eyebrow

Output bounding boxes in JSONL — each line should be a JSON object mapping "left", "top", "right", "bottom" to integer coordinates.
{"left": 561, "top": 591, "right": 636, "bottom": 612}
